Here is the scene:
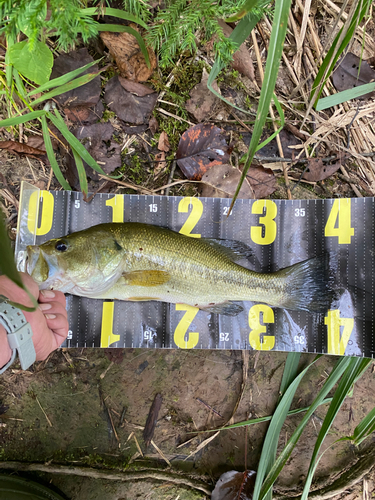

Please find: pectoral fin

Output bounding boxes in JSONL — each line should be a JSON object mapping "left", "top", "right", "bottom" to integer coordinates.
{"left": 122, "top": 270, "right": 171, "bottom": 287}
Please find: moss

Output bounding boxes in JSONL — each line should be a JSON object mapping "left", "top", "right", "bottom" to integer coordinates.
{"left": 102, "top": 110, "right": 116, "bottom": 122}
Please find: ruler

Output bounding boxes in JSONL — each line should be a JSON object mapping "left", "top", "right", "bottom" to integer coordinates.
{"left": 16, "top": 181, "right": 374, "bottom": 358}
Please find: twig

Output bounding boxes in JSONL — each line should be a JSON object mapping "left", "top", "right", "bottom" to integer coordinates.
{"left": 165, "top": 160, "right": 177, "bottom": 196}
{"left": 156, "top": 108, "right": 194, "bottom": 126}
{"left": 35, "top": 396, "right": 52, "bottom": 427}
{"left": 0, "top": 462, "right": 212, "bottom": 496}
{"left": 196, "top": 398, "right": 223, "bottom": 419}
{"left": 151, "top": 440, "right": 171, "bottom": 467}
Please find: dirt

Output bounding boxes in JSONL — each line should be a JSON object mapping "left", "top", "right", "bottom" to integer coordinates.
{"left": 0, "top": 349, "right": 374, "bottom": 499}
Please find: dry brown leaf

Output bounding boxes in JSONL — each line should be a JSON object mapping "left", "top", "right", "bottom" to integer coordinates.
{"left": 154, "top": 151, "right": 167, "bottom": 178}
{"left": 200, "top": 164, "right": 254, "bottom": 199}
{"left": 149, "top": 116, "right": 159, "bottom": 135}
{"left": 185, "top": 68, "right": 221, "bottom": 122}
{"left": 245, "top": 165, "right": 277, "bottom": 198}
{"left": 217, "top": 20, "right": 255, "bottom": 80}
{"left": 0, "top": 141, "right": 45, "bottom": 156}
{"left": 157, "top": 131, "right": 170, "bottom": 152}
{"left": 332, "top": 53, "right": 375, "bottom": 98}
{"left": 301, "top": 158, "right": 341, "bottom": 182}
{"left": 118, "top": 76, "right": 155, "bottom": 96}
{"left": 100, "top": 28, "right": 157, "bottom": 82}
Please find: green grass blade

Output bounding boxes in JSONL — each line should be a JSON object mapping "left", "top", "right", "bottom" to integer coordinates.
{"left": 279, "top": 353, "right": 301, "bottom": 399}
{"left": 207, "top": 10, "right": 265, "bottom": 114}
{"left": 80, "top": 7, "right": 147, "bottom": 29}
{"left": 229, "top": 0, "right": 291, "bottom": 213}
{"left": 351, "top": 405, "right": 375, "bottom": 445}
{"left": 316, "top": 82, "right": 375, "bottom": 111}
{"left": 13, "top": 69, "right": 26, "bottom": 100}
{"left": 96, "top": 25, "right": 150, "bottom": 68}
{"left": 27, "top": 59, "right": 99, "bottom": 96}
{"left": 31, "top": 71, "right": 102, "bottom": 107}
{"left": 311, "top": 0, "right": 372, "bottom": 107}
{"left": 41, "top": 115, "right": 71, "bottom": 191}
{"left": 301, "top": 357, "right": 371, "bottom": 500}
{"left": 259, "top": 357, "right": 353, "bottom": 500}
{"left": 225, "top": 0, "right": 259, "bottom": 22}
{"left": 47, "top": 109, "right": 121, "bottom": 178}
{"left": 71, "top": 146, "right": 88, "bottom": 197}
{"left": 0, "top": 109, "right": 47, "bottom": 128}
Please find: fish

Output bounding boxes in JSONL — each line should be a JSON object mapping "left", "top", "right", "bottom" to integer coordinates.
{"left": 26, "top": 222, "right": 331, "bottom": 316}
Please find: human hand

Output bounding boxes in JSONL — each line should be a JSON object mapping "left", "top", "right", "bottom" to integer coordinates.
{"left": 0, "top": 273, "right": 68, "bottom": 369}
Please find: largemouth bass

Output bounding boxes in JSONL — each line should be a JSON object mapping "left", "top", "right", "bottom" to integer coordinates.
{"left": 26, "top": 222, "right": 330, "bottom": 316}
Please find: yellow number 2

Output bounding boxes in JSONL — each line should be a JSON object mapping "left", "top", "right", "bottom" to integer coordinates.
{"left": 324, "top": 199, "right": 354, "bottom": 244}
{"left": 249, "top": 304, "right": 275, "bottom": 350}
{"left": 178, "top": 197, "right": 203, "bottom": 238}
{"left": 324, "top": 309, "right": 354, "bottom": 355}
{"left": 174, "top": 304, "right": 199, "bottom": 349}
{"left": 251, "top": 200, "right": 277, "bottom": 245}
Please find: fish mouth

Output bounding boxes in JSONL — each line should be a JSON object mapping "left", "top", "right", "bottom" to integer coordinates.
{"left": 26, "top": 246, "right": 64, "bottom": 290}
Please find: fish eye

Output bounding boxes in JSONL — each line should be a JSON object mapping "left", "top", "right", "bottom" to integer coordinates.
{"left": 55, "top": 240, "right": 68, "bottom": 252}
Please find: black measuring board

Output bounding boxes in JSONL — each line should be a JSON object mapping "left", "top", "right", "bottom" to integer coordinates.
{"left": 16, "top": 182, "right": 375, "bottom": 357}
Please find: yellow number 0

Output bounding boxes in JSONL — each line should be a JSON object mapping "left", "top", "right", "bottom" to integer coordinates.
{"left": 27, "top": 190, "right": 54, "bottom": 236}
{"left": 249, "top": 304, "right": 275, "bottom": 350}
{"left": 178, "top": 197, "right": 203, "bottom": 238}
{"left": 251, "top": 200, "right": 277, "bottom": 245}
{"left": 174, "top": 304, "right": 199, "bottom": 349}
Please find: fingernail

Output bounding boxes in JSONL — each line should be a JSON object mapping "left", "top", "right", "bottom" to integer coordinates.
{"left": 44, "top": 314, "right": 56, "bottom": 320}
{"left": 41, "top": 290, "right": 55, "bottom": 299}
{"left": 39, "top": 303, "right": 52, "bottom": 311}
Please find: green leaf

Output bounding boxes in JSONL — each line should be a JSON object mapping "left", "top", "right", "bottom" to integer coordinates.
{"left": 8, "top": 40, "right": 53, "bottom": 85}
{"left": 253, "top": 354, "right": 319, "bottom": 500}
{"left": 0, "top": 213, "right": 37, "bottom": 311}
{"left": 95, "top": 25, "right": 150, "bottom": 68}
{"left": 16, "top": 2, "right": 47, "bottom": 38}
{"left": 350, "top": 405, "right": 375, "bottom": 445}
{"left": 229, "top": 0, "right": 291, "bottom": 213}
{"left": 47, "top": 109, "right": 121, "bottom": 179}
{"left": 30, "top": 71, "right": 102, "bottom": 107}
{"left": 316, "top": 82, "right": 375, "bottom": 111}
{"left": 225, "top": 0, "right": 259, "bottom": 21}
{"left": 41, "top": 115, "right": 71, "bottom": 192}
{"left": 258, "top": 357, "right": 353, "bottom": 500}
{"left": 311, "top": 0, "right": 372, "bottom": 107}
{"left": 71, "top": 146, "right": 88, "bottom": 197}
{"left": 27, "top": 59, "right": 100, "bottom": 96}
{"left": 0, "top": 109, "right": 47, "bottom": 128}
{"left": 80, "top": 7, "right": 148, "bottom": 29}
{"left": 300, "top": 357, "right": 371, "bottom": 500}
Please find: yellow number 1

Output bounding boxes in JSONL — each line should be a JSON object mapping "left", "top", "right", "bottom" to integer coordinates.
{"left": 106, "top": 195, "right": 124, "bottom": 223}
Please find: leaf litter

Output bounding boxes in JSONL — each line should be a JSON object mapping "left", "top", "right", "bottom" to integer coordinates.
{"left": 332, "top": 53, "right": 375, "bottom": 99}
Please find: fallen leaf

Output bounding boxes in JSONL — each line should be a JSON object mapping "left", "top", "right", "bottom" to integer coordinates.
{"left": 217, "top": 20, "right": 255, "bottom": 81}
{"left": 65, "top": 122, "right": 121, "bottom": 188}
{"left": 143, "top": 393, "right": 163, "bottom": 448}
{"left": 149, "top": 116, "right": 159, "bottom": 135}
{"left": 26, "top": 136, "right": 48, "bottom": 151}
{"left": 50, "top": 48, "right": 101, "bottom": 107}
{"left": 256, "top": 129, "right": 302, "bottom": 158}
{"left": 118, "top": 76, "right": 155, "bottom": 96}
{"left": 153, "top": 151, "right": 166, "bottom": 178}
{"left": 104, "top": 76, "right": 158, "bottom": 125}
{"left": 332, "top": 53, "right": 375, "bottom": 98}
{"left": 176, "top": 123, "right": 230, "bottom": 180}
{"left": 246, "top": 165, "right": 277, "bottom": 198}
{"left": 63, "top": 101, "right": 104, "bottom": 125}
{"left": 200, "top": 163, "right": 254, "bottom": 199}
{"left": 301, "top": 157, "right": 341, "bottom": 182}
{"left": 158, "top": 131, "right": 170, "bottom": 152}
{"left": 0, "top": 140, "right": 45, "bottom": 156}
{"left": 212, "top": 470, "right": 256, "bottom": 500}
{"left": 185, "top": 68, "right": 221, "bottom": 122}
{"left": 100, "top": 27, "right": 157, "bottom": 82}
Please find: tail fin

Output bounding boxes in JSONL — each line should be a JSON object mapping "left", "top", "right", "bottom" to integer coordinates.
{"left": 278, "top": 255, "right": 332, "bottom": 313}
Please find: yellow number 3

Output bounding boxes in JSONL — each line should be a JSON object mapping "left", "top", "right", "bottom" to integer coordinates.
{"left": 251, "top": 200, "right": 277, "bottom": 245}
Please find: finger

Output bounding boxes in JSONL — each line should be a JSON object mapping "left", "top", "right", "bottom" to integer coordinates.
{"left": 38, "top": 290, "right": 66, "bottom": 308}
{"left": 39, "top": 301, "right": 67, "bottom": 318}
{"left": 43, "top": 313, "right": 69, "bottom": 345}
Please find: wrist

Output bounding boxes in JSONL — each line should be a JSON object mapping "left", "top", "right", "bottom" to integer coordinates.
{"left": 0, "top": 324, "right": 12, "bottom": 368}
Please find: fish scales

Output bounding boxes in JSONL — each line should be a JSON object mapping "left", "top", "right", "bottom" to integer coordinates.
{"left": 26, "top": 222, "right": 331, "bottom": 315}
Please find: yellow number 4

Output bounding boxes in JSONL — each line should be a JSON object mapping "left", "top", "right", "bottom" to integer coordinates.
{"left": 324, "top": 309, "right": 354, "bottom": 355}
{"left": 324, "top": 199, "right": 354, "bottom": 244}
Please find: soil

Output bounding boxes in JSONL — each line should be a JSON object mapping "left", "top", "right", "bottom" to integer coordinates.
{"left": 1, "top": 2, "right": 375, "bottom": 499}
